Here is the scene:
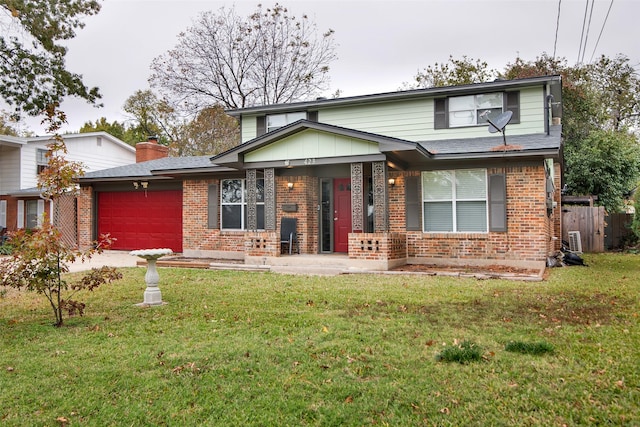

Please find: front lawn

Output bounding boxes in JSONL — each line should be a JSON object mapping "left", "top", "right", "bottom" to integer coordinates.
{"left": 1, "top": 254, "right": 638, "bottom": 426}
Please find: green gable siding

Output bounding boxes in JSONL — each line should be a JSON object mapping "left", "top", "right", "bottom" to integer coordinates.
{"left": 244, "top": 129, "right": 380, "bottom": 163}
{"left": 239, "top": 86, "right": 546, "bottom": 144}
{"left": 241, "top": 116, "right": 258, "bottom": 143}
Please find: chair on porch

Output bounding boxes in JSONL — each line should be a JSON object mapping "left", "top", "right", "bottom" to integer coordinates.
{"left": 280, "top": 217, "right": 299, "bottom": 255}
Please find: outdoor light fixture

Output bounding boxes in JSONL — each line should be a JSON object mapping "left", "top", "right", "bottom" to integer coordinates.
{"left": 133, "top": 181, "right": 139, "bottom": 189}
{"left": 141, "top": 181, "right": 148, "bottom": 189}
{"left": 287, "top": 182, "right": 294, "bottom": 190}
{"left": 388, "top": 178, "right": 395, "bottom": 186}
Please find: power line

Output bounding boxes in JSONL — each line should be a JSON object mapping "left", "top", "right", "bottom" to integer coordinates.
{"left": 589, "top": 0, "right": 614, "bottom": 63}
{"left": 580, "top": 0, "right": 596, "bottom": 64}
{"left": 577, "top": 0, "right": 590, "bottom": 65}
{"left": 553, "top": 0, "right": 562, "bottom": 60}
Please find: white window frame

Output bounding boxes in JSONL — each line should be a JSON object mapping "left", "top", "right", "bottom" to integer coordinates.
{"left": 220, "top": 178, "right": 265, "bottom": 230}
{"left": 448, "top": 93, "right": 503, "bottom": 128}
{"left": 36, "top": 148, "right": 49, "bottom": 174}
{"left": 266, "top": 112, "right": 306, "bottom": 133}
{"left": 422, "top": 169, "right": 488, "bottom": 233}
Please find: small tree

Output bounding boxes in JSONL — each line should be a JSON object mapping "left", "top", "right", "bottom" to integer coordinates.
{"left": 0, "top": 106, "right": 122, "bottom": 327}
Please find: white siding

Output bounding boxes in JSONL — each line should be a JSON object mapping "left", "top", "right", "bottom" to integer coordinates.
{"left": 61, "top": 134, "right": 136, "bottom": 172}
{"left": 0, "top": 146, "right": 21, "bottom": 193}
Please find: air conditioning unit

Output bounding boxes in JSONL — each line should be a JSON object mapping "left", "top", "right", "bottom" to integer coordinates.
{"left": 567, "top": 231, "right": 583, "bottom": 254}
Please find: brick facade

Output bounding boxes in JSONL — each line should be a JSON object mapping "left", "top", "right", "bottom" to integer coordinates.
{"left": 78, "top": 161, "right": 560, "bottom": 270}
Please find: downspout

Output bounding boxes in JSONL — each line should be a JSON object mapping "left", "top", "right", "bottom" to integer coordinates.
{"left": 545, "top": 94, "right": 555, "bottom": 136}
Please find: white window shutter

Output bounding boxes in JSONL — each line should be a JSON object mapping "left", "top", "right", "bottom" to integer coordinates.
{"left": 37, "top": 199, "right": 45, "bottom": 227}
{"left": 0, "top": 200, "right": 6, "bottom": 228}
{"left": 17, "top": 200, "right": 24, "bottom": 229}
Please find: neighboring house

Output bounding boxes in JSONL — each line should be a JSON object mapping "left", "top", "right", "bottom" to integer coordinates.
{"left": 0, "top": 132, "right": 136, "bottom": 245}
{"left": 78, "top": 76, "right": 563, "bottom": 270}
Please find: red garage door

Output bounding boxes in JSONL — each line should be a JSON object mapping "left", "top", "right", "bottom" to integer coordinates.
{"left": 97, "top": 190, "right": 182, "bottom": 252}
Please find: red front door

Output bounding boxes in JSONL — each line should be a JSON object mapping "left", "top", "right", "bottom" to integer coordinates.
{"left": 333, "top": 178, "right": 352, "bottom": 253}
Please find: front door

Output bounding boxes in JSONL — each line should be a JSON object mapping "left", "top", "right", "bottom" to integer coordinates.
{"left": 333, "top": 178, "right": 351, "bottom": 253}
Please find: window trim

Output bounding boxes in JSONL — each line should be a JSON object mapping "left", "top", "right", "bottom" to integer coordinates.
{"left": 36, "top": 148, "right": 49, "bottom": 174}
{"left": 220, "top": 178, "right": 265, "bottom": 231}
{"left": 434, "top": 91, "right": 520, "bottom": 130}
{"left": 421, "top": 169, "right": 488, "bottom": 233}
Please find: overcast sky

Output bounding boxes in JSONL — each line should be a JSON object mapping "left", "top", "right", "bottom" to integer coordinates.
{"left": 17, "top": 0, "right": 640, "bottom": 135}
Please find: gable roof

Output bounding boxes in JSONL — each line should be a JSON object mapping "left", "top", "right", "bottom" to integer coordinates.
{"left": 211, "top": 119, "right": 429, "bottom": 169}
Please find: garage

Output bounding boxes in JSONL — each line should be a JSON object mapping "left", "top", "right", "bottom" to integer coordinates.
{"left": 97, "top": 190, "right": 183, "bottom": 252}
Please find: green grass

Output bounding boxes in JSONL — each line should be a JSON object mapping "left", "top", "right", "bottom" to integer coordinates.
{"left": 1, "top": 253, "right": 638, "bottom": 426}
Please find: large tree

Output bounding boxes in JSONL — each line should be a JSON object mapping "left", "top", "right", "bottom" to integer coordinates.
{"left": 122, "top": 90, "right": 177, "bottom": 145}
{"left": 149, "top": 3, "right": 337, "bottom": 110}
{"left": 79, "top": 117, "right": 127, "bottom": 141}
{"left": 502, "top": 53, "right": 640, "bottom": 212}
{"left": 404, "top": 55, "right": 496, "bottom": 89}
{"left": 0, "top": 0, "right": 101, "bottom": 117}
{"left": 169, "top": 105, "right": 239, "bottom": 157}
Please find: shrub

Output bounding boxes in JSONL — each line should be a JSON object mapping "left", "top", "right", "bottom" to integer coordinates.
{"left": 435, "top": 340, "right": 483, "bottom": 364}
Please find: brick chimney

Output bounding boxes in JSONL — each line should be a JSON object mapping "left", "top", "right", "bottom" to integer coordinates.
{"left": 136, "top": 136, "right": 169, "bottom": 162}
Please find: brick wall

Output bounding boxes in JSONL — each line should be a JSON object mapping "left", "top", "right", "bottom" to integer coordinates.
{"left": 348, "top": 232, "right": 407, "bottom": 260}
{"left": 77, "top": 186, "right": 93, "bottom": 249}
{"left": 391, "top": 164, "right": 556, "bottom": 266}
{"left": 0, "top": 195, "right": 18, "bottom": 231}
{"left": 182, "top": 179, "right": 245, "bottom": 256}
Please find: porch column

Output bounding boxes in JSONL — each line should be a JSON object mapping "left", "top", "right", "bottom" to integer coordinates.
{"left": 264, "top": 168, "right": 276, "bottom": 230}
{"left": 246, "top": 169, "right": 257, "bottom": 231}
{"left": 351, "top": 162, "right": 364, "bottom": 232}
{"left": 372, "top": 161, "right": 389, "bottom": 232}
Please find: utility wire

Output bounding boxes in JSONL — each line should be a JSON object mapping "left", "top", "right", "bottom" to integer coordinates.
{"left": 589, "top": 0, "right": 614, "bottom": 63}
{"left": 553, "top": 0, "right": 562, "bottom": 60}
{"left": 580, "top": 0, "right": 596, "bottom": 64}
{"left": 577, "top": 0, "right": 590, "bottom": 65}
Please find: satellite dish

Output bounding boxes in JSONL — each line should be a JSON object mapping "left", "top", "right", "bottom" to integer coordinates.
{"left": 486, "top": 110, "right": 513, "bottom": 146}
{"left": 487, "top": 110, "right": 513, "bottom": 133}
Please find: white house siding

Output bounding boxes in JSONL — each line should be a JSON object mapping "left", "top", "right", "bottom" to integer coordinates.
{"left": 244, "top": 129, "right": 380, "bottom": 163}
{"left": 62, "top": 134, "right": 135, "bottom": 172}
{"left": 0, "top": 146, "right": 21, "bottom": 193}
{"left": 19, "top": 143, "right": 38, "bottom": 190}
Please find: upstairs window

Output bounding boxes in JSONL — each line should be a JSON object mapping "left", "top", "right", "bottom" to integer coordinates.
{"left": 256, "top": 111, "right": 317, "bottom": 136}
{"left": 220, "top": 178, "right": 264, "bottom": 230}
{"left": 266, "top": 112, "right": 306, "bottom": 133}
{"left": 449, "top": 93, "right": 503, "bottom": 127}
{"left": 434, "top": 91, "right": 520, "bottom": 129}
{"left": 36, "top": 149, "right": 49, "bottom": 174}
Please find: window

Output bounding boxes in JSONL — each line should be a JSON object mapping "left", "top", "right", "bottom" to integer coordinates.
{"left": 36, "top": 149, "right": 48, "bottom": 174}
{"left": 422, "top": 169, "right": 487, "bottom": 232}
{"left": 434, "top": 91, "right": 520, "bottom": 129}
{"left": 220, "top": 178, "right": 264, "bottom": 230}
{"left": 266, "top": 112, "right": 306, "bottom": 133}
{"left": 448, "top": 93, "right": 503, "bottom": 127}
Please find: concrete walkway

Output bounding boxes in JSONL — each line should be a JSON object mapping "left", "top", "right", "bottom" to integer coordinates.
{"left": 68, "top": 250, "right": 139, "bottom": 272}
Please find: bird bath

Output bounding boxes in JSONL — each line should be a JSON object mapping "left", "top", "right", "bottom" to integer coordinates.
{"left": 130, "top": 248, "right": 173, "bottom": 306}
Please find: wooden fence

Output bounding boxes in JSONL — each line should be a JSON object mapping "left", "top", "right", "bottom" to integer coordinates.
{"left": 562, "top": 206, "right": 634, "bottom": 252}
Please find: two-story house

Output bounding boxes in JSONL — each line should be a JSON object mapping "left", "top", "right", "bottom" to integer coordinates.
{"left": 0, "top": 132, "right": 136, "bottom": 245}
{"left": 78, "top": 75, "right": 563, "bottom": 271}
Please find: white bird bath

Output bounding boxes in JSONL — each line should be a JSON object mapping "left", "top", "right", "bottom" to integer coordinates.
{"left": 130, "top": 248, "right": 173, "bottom": 306}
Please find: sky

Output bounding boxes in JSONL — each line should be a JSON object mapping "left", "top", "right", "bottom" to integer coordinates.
{"left": 15, "top": 0, "right": 640, "bottom": 135}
